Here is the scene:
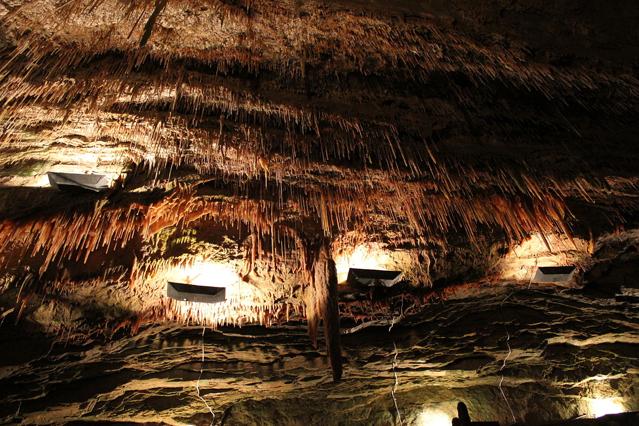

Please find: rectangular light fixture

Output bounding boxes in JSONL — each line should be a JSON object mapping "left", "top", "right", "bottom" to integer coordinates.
{"left": 347, "top": 268, "right": 403, "bottom": 288}
{"left": 533, "top": 265, "right": 576, "bottom": 284}
{"left": 166, "top": 281, "right": 226, "bottom": 304}
{"left": 47, "top": 172, "right": 110, "bottom": 192}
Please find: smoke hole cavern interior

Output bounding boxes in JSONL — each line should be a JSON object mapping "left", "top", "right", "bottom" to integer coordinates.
{"left": 1, "top": 1, "right": 639, "bottom": 425}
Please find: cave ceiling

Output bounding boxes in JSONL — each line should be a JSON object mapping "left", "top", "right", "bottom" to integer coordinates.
{"left": 0, "top": 0, "right": 639, "bottom": 410}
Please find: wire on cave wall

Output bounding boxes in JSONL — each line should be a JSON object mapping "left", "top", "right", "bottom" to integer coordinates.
{"left": 196, "top": 326, "right": 215, "bottom": 425}
{"left": 391, "top": 342, "right": 403, "bottom": 426}
{"left": 389, "top": 298, "right": 404, "bottom": 425}
{"left": 497, "top": 260, "right": 540, "bottom": 426}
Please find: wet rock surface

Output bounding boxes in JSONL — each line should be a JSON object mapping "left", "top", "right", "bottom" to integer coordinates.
{"left": 1, "top": 287, "right": 637, "bottom": 425}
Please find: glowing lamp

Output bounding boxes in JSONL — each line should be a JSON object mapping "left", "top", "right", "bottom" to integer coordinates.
{"left": 334, "top": 243, "right": 397, "bottom": 283}
{"left": 587, "top": 397, "right": 625, "bottom": 418}
{"left": 165, "top": 261, "right": 242, "bottom": 304}
{"left": 417, "top": 408, "right": 452, "bottom": 426}
{"left": 169, "top": 262, "right": 240, "bottom": 287}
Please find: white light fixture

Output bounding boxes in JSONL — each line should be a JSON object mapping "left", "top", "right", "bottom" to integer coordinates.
{"left": 165, "top": 261, "right": 245, "bottom": 305}
{"left": 335, "top": 243, "right": 394, "bottom": 283}
{"left": 347, "top": 268, "right": 403, "bottom": 288}
{"left": 167, "top": 282, "right": 226, "bottom": 304}
{"left": 47, "top": 171, "right": 111, "bottom": 192}
{"left": 532, "top": 265, "right": 576, "bottom": 285}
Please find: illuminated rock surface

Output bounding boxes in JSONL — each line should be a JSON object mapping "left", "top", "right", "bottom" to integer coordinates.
{"left": 1, "top": 288, "right": 637, "bottom": 425}
{"left": 1, "top": 0, "right": 639, "bottom": 423}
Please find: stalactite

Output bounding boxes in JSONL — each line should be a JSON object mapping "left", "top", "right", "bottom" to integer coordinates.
{"left": 304, "top": 239, "right": 342, "bottom": 382}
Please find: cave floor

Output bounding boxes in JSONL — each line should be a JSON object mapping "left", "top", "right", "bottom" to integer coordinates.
{"left": 1, "top": 286, "right": 638, "bottom": 425}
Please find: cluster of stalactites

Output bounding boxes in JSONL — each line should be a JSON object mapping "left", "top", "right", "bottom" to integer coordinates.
{"left": 0, "top": 175, "right": 576, "bottom": 278}
{"left": 3, "top": 0, "right": 638, "bottom": 102}
{"left": 0, "top": 187, "right": 278, "bottom": 275}
{"left": 1, "top": 0, "right": 638, "bottom": 187}
{"left": 0, "top": 0, "right": 635, "bottom": 261}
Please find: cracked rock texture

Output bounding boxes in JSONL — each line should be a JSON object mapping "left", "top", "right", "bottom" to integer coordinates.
{"left": 1, "top": 287, "right": 637, "bottom": 425}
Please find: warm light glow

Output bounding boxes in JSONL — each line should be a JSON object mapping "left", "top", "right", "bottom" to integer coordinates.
{"left": 498, "top": 232, "right": 588, "bottom": 283}
{"left": 586, "top": 397, "right": 625, "bottom": 418}
{"left": 157, "top": 254, "right": 297, "bottom": 327}
{"left": 416, "top": 408, "right": 452, "bottom": 426}
{"left": 163, "top": 260, "right": 268, "bottom": 326}
{"left": 1, "top": 147, "right": 128, "bottom": 188}
{"left": 166, "top": 260, "right": 251, "bottom": 304}
{"left": 166, "top": 261, "right": 240, "bottom": 288}
{"left": 334, "top": 243, "right": 395, "bottom": 283}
